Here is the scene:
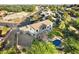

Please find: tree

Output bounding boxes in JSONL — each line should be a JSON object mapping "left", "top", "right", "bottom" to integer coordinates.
{"left": 22, "top": 5, "right": 36, "bottom": 12}
{"left": 75, "top": 18, "right": 79, "bottom": 28}
{"left": 64, "top": 37, "right": 79, "bottom": 54}
{"left": 0, "top": 5, "right": 36, "bottom": 12}
{"left": 59, "top": 21, "right": 66, "bottom": 30}
{"left": 0, "top": 39, "right": 22, "bottom": 54}
{"left": 63, "top": 12, "right": 72, "bottom": 24}
{"left": 48, "top": 27, "right": 64, "bottom": 38}
{"left": 0, "top": 47, "right": 17, "bottom": 54}
{"left": 48, "top": 5, "right": 57, "bottom": 11}
{"left": 26, "top": 39, "right": 58, "bottom": 54}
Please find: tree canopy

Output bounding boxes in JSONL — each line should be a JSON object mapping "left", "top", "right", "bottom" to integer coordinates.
{"left": 64, "top": 37, "right": 79, "bottom": 54}
{"left": 63, "top": 12, "right": 72, "bottom": 24}
{"left": 26, "top": 39, "right": 58, "bottom": 54}
{"left": 0, "top": 5, "right": 36, "bottom": 12}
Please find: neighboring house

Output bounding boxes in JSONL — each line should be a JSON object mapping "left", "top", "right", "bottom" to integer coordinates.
{"left": 28, "top": 20, "right": 53, "bottom": 38}
{"left": 2, "top": 12, "right": 29, "bottom": 20}
{"left": 0, "top": 10, "right": 7, "bottom": 17}
{"left": 39, "top": 10, "right": 55, "bottom": 20}
{"left": 0, "top": 12, "right": 30, "bottom": 27}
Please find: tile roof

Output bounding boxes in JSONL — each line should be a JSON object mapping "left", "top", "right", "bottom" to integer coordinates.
{"left": 3, "top": 12, "right": 28, "bottom": 20}
{"left": 0, "top": 12, "right": 29, "bottom": 24}
{"left": 30, "top": 20, "right": 52, "bottom": 30}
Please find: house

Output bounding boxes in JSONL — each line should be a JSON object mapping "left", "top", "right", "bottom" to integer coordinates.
{"left": 28, "top": 20, "right": 53, "bottom": 38}
{"left": 3, "top": 12, "right": 29, "bottom": 20}
{"left": 0, "top": 12, "right": 30, "bottom": 27}
{"left": 0, "top": 10, "right": 7, "bottom": 17}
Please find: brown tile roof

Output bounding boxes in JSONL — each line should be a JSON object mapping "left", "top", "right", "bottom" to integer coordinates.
{"left": 30, "top": 22, "right": 41, "bottom": 30}
{"left": 30, "top": 20, "right": 52, "bottom": 30}
{"left": 42, "top": 20, "right": 52, "bottom": 25}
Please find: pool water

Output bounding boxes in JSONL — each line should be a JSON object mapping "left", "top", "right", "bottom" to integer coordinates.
{"left": 52, "top": 39, "right": 61, "bottom": 46}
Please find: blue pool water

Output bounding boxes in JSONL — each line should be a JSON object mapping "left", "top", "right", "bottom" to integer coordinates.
{"left": 52, "top": 39, "right": 61, "bottom": 46}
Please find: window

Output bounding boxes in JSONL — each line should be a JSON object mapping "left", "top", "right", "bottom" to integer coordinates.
{"left": 42, "top": 27, "right": 46, "bottom": 30}
{"left": 50, "top": 27, "right": 51, "bottom": 30}
{"left": 41, "top": 24, "right": 46, "bottom": 30}
{"left": 47, "top": 26, "right": 49, "bottom": 28}
{"left": 33, "top": 34, "right": 35, "bottom": 36}
{"left": 36, "top": 30, "right": 38, "bottom": 32}
{"left": 47, "top": 25, "right": 50, "bottom": 28}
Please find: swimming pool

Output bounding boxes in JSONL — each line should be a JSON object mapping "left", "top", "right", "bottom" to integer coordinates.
{"left": 52, "top": 39, "right": 61, "bottom": 46}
